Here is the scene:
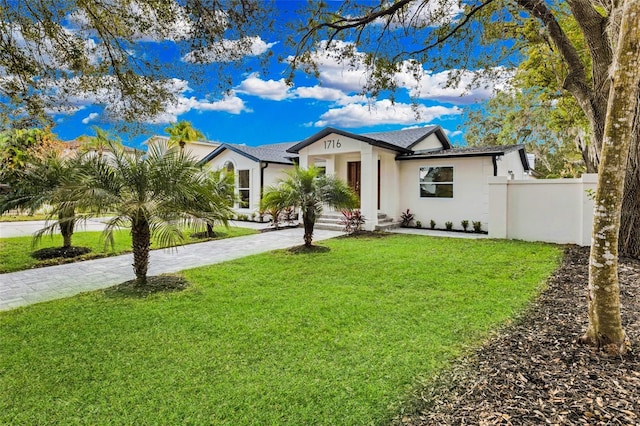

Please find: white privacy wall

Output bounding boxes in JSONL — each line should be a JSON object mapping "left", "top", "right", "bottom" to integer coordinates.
{"left": 489, "top": 174, "right": 597, "bottom": 245}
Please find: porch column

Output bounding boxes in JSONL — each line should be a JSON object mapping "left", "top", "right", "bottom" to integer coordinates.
{"left": 298, "top": 150, "right": 309, "bottom": 168}
{"left": 360, "top": 146, "right": 378, "bottom": 230}
{"left": 325, "top": 154, "right": 335, "bottom": 176}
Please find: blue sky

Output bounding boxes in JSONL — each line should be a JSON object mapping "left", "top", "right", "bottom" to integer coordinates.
{"left": 49, "top": 1, "right": 505, "bottom": 150}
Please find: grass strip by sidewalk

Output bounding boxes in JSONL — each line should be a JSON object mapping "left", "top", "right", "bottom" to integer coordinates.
{"left": 0, "top": 234, "right": 562, "bottom": 425}
{"left": 0, "top": 214, "right": 50, "bottom": 222}
{"left": 0, "top": 226, "right": 257, "bottom": 273}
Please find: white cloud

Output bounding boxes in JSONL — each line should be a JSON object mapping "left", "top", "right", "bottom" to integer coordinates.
{"left": 183, "top": 37, "right": 277, "bottom": 63}
{"left": 68, "top": 2, "right": 194, "bottom": 42}
{"left": 43, "top": 76, "right": 249, "bottom": 124}
{"left": 235, "top": 73, "right": 293, "bottom": 100}
{"left": 290, "top": 41, "right": 508, "bottom": 105}
{"left": 395, "top": 66, "right": 510, "bottom": 104}
{"left": 294, "top": 86, "right": 345, "bottom": 102}
{"left": 81, "top": 112, "right": 99, "bottom": 124}
{"left": 374, "top": 0, "right": 463, "bottom": 28}
{"left": 289, "top": 40, "right": 369, "bottom": 93}
{"left": 312, "top": 99, "right": 461, "bottom": 128}
{"left": 146, "top": 90, "right": 249, "bottom": 124}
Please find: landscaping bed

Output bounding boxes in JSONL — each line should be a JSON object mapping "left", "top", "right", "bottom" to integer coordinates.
{"left": 401, "top": 245, "right": 640, "bottom": 425}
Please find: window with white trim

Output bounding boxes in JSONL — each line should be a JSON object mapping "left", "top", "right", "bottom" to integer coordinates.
{"left": 238, "top": 169, "right": 250, "bottom": 208}
{"left": 419, "top": 166, "right": 453, "bottom": 198}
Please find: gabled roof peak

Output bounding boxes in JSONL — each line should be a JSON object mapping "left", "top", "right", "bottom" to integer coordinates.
{"left": 286, "top": 125, "right": 450, "bottom": 154}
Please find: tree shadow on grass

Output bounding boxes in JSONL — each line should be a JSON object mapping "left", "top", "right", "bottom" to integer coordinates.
{"left": 104, "top": 274, "right": 190, "bottom": 298}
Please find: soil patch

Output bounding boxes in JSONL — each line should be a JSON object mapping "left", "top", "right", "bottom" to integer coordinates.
{"left": 105, "top": 274, "right": 190, "bottom": 297}
{"left": 339, "top": 230, "right": 393, "bottom": 239}
{"left": 31, "top": 246, "right": 92, "bottom": 260}
{"left": 286, "top": 244, "right": 331, "bottom": 254}
{"left": 399, "top": 246, "right": 640, "bottom": 425}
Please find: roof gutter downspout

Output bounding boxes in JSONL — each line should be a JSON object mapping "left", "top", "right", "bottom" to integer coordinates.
{"left": 492, "top": 155, "right": 499, "bottom": 176}
{"left": 260, "top": 161, "right": 269, "bottom": 200}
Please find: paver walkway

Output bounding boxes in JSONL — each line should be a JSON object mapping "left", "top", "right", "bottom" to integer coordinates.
{"left": 0, "top": 227, "right": 343, "bottom": 312}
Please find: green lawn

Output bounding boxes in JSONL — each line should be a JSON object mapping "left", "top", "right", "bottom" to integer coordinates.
{"left": 0, "top": 235, "right": 562, "bottom": 425}
{"left": 0, "top": 213, "right": 50, "bottom": 222}
{"left": 0, "top": 226, "right": 257, "bottom": 273}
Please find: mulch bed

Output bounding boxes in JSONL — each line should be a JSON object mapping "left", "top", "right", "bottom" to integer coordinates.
{"left": 104, "top": 274, "right": 190, "bottom": 297}
{"left": 31, "top": 246, "right": 92, "bottom": 260}
{"left": 399, "top": 246, "right": 640, "bottom": 425}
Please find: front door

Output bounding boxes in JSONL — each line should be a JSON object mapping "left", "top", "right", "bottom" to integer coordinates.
{"left": 347, "top": 161, "right": 361, "bottom": 207}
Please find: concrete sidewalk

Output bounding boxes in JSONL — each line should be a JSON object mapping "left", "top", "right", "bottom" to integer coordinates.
{"left": 0, "top": 227, "right": 343, "bottom": 312}
{"left": 0, "top": 217, "right": 117, "bottom": 238}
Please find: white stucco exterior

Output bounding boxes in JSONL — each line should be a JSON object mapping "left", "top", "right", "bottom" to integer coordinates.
{"left": 398, "top": 156, "right": 495, "bottom": 231}
{"left": 151, "top": 127, "right": 537, "bottom": 234}
{"left": 203, "top": 145, "right": 294, "bottom": 213}
{"left": 150, "top": 126, "right": 595, "bottom": 246}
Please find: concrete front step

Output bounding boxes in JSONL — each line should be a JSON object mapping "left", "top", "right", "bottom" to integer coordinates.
{"left": 315, "top": 211, "right": 397, "bottom": 231}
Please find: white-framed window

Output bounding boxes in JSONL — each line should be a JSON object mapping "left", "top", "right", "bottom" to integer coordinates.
{"left": 238, "top": 169, "right": 250, "bottom": 208}
{"left": 419, "top": 166, "right": 453, "bottom": 198}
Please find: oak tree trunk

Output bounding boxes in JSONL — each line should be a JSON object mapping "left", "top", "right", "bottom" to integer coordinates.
{"left": 619, "top": 117, "right": 640, "bottom": 259}
{"left": 581, "top": 0, "right": 640, "bottom": 354}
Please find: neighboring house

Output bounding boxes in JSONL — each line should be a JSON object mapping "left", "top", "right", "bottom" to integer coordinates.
{"left": 201, "top": 142, "right": 298, "bottom": 210}
{"left": 202, "top": 126, "right": 532, "bottom": 231}
{"left": 63, "top": 139, "right": 141, "bottom": 158}
{"left": 145, "top": 135, "right": 221, "bottom": 161}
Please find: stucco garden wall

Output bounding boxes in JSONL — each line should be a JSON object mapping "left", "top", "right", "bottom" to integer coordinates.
{"left": 489, "top": 174, "right": 597, "bottom": 245}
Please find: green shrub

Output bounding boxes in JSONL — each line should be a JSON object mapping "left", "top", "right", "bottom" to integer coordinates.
{"left": 445, "top": 221, "right": 453, "bottom": 230}
{"left": 400, "top": 209, "right": 415, "bottom": 227}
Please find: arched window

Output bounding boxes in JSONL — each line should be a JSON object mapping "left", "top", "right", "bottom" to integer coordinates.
{"left": 224, "top": 161, "right": 234, "bottom": 174}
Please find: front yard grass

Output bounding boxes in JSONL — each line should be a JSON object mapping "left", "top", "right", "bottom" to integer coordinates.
{"left": 0, "top": 235, "right": 562, "bottom": 425}
{"left": 0, "top": 226, "right": 257, "bottom": 273}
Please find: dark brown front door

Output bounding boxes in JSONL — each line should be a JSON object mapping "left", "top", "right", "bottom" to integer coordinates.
{"left": 347, "top": 161, "right": 361, "bottom": 207}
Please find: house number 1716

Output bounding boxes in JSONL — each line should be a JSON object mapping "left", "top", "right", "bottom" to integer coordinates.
{"left": 324, "top": 139, "right": 341, "bottom": 149}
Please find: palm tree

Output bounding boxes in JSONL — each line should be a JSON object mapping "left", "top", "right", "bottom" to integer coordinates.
{"left": 71, "top": 140, "right": 231, "bottom": 285}
{"left": 0, "top": 140, "right": 82, "bottom": 249}
{"left": 164, "top": 120, "right": 204, "bottom": 151}
{"left": 80, "top": 127, "right": 122, "bottom": 157}
{"left": 260, "top": 186, "right": 290, "bottom": 229}
{"left": 262, "top": 166, "right": 357, "bottom": 247}
{"left": 199, "top": 168, "right": 235, "bottom": 238}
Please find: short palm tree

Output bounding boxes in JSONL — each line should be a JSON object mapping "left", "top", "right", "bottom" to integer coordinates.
{"left": 199, "top": 168, "right": 235, "bottom": 238}
{"left": 164, "top": 120, "right": 204, "bottom": 151}
{"left": 1, "top": 145, "right": 82, "bottom": 249}
{"left": 262, "top": 166, "right": 358, "bottom": 247}
{"left": 71, "top": 140, "right": 232, "bottom": 285}
{"left": 81, "top": 126, "right": 122, "bottom": 157}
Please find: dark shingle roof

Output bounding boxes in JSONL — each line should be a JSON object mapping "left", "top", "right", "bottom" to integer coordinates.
{"left": 400, "top": 144, "right": 525, "bottom": 158}
{"left": 362, "top": 126, "right": 447, "bottom": 149}
{"left": 397, "top": 144, "right": 530, "bottom": 170}
{"left": 202, "top": 142, "right": 298, "bottom": 165}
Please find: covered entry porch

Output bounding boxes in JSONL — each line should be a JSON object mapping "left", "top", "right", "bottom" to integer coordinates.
{"left": 294, "top": 138, "right": 401, "bottom": 231}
